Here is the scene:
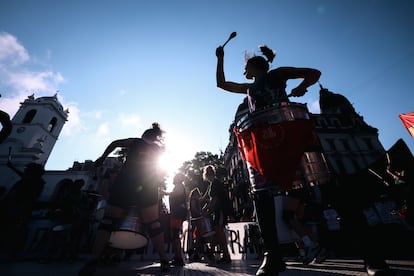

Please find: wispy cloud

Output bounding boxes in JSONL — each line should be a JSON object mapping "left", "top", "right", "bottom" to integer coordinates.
{"left": 0, "top": 31, "right": 29, "bottom": 66}
{"left": 0, "top": 31, "right": 69, "bottom": 122}
{"left": 117, "top": 113, "right": 141, "bottom": 128}
{"left": 60, "top": 102, "right": 82, "bottom": 136}
{"left": 97, "top": 123, "right": 110, "bottom": 137}
{"left": 7, "top": 70, "right": 64, "bottom": 93}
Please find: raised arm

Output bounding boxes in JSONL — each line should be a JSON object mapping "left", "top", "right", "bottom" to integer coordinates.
{"left": 278, "top": 67, "right": 321, "bottom": 97}
{"left": 216, "top": 46, "right": 249, "bottom": 94}
{"left": 95, "top": 138, "right": 133, "bottom": 166}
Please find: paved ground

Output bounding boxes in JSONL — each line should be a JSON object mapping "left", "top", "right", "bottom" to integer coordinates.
{"left": 2, "top": 256, "right": 414, "bottom": 276}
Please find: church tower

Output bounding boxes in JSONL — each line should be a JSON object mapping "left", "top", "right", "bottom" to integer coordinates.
{"left": 0, "top": 94, "right": 68, "bottom": 187}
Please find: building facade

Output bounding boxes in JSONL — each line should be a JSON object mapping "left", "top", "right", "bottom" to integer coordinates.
{"left": 0, "top": 94, "right": 101, "bottom": 201}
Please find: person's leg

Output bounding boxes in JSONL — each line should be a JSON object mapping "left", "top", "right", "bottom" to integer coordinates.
{"left": 215, "top": 225, "right": 231, "bottom": 263}
{"left": 91, "top": 205, "right": 124, "bottom": 258}
{"left": 213, "top": 212, "right": 231, "bottom": 263}
{"left": 282, "top": 195, "right": 320, "bottom": 264}
{"left": 194, "top": 220, "right": 208, "bottom": 260}
{"left": 78, "top": 205, "right": 124, "bottom": 275}
{"left": 140, "top": 204, "right": 170, "bottom": 271}
{"left": 170, "top": 219, "right": 184, "bottom": 266}
{"left": 253, "top": 190, "right": 285, "bottom": 276}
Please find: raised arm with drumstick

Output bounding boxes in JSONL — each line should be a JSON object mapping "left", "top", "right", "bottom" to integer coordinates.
{"left": 216, "top": 38, "right": 321, "bottom": 112}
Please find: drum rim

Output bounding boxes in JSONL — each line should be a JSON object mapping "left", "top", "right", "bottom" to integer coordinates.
{"left": 235, "top": 102, "right": 310, "bottom": 131}
{"left": 111, "top": 229, "right": 148, "bottom": 237}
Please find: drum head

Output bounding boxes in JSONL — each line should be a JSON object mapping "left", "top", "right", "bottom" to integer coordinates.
{"left": 109, "top": 230, "right": 148, "bottom": 249}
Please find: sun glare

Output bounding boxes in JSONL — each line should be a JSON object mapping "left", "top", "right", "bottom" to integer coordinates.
{"left": 158, "top": 133, "right": 195, "bottom": 191}
{"left": 158, "top": 151, "right": 181, "bottom": 177}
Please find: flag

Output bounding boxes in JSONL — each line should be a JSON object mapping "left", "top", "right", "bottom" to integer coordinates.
{"left": 399, "top": 112, "right": 414, "bottom": 139}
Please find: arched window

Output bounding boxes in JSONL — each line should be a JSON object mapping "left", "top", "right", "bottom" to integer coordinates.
{"left": 48, "top": 117, "right": 57, "bottom": 132}
{"left": 23, "top": 109, "right": 37, "bottom": 123}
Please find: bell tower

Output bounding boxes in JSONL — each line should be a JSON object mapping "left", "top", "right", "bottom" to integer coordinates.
{"left": 0, "top": 94, "right": 68, "bottom": 185}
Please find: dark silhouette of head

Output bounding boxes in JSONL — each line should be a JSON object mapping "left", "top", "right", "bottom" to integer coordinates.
{"left": 244, "top": 45, "right": 276, "bottom": 79}
{"left": 141, "top": 122, "right": 165, "bottom": 144}
{"left": 173, "top": 173, "right": 185, "bottom": 185}
{"left": 202, "top": 165, "right": 216, "bottom": 182}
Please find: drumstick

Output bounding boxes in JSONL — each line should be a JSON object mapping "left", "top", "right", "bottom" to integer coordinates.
{"left": 222, "top": 32, "right": 237, "bottom": 48}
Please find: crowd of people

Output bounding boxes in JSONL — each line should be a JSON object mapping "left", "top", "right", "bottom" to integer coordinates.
{"left": 0, "top": 161, "right": 97, "bottom": 264}
{"left": 0, "top": 39, "right": 411, "bottom": 276}
{"left": 0, "top": 161, "right": 46, "bottom": 261}
{"left": 0, "top": 122, "right": 238, "bottom": 273}
{"left": 78, "top": 123, "right": 239, "bottom": 275}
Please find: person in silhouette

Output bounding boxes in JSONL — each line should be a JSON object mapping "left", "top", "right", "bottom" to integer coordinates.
{"left": 188, "top": 187, "right": 203, "bottom": 260}
{"left": 0, "top": 95, "right": 12, "bottom": 144}
{"left": 0, "top": 162, "right": 45, "bottom": 261}
{"left": 79, "top": 122, "right": 170, "bottom": 274}
{"left": 202, "top": 165, "right": 232, "bottom": 264}
{"left": 160, "top": 172, "right": 187, "bottom": 266}
{"left": 38, "top": 178, "right": 82, "bottom": 263}
{"left": 0, "top": 110, "right": 12, "bottom": 143}
{"left": 216, "top": 44, "right": 320, "bottom": 275}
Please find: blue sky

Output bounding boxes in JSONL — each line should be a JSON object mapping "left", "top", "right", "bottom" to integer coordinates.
{"left": 1, "top": 0, "right": 413, "bottom": 179}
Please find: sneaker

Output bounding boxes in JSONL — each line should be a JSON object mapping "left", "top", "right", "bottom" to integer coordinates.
{"left": 217, "top": 255, "right": 231, "bottom": 264}
{"left": 205, "top": 251, "right": 215, "bottom": 262}
{"left": 314, "top": 248, "right": 328, "bottom": 264}
{"left": 296, "top": 248, "right": 306, "bottom": 262}
{"left": 302, "top": 243, "right": 321, "bottom": 265}
{"left": 190, "top": 253, "right": 200, "bottom": 261}
{"left": 256, "top": 252, "right": 286, "bottom": 276}
{"left": 160, "top": 259, "right": 171, "bottom": 272}
{"left": 365, "top": 260, "right": 396, "bottom": 276}
{"left": 170, "top": 257, "right": 185, "bottom": 266}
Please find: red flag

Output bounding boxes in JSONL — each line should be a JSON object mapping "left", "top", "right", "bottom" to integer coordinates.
{"left": 399, "top": 112, "right": 414, "bottom": 139}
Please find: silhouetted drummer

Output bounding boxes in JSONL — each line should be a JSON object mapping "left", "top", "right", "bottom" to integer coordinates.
{"left": 216, "top": 44, "right": 320, "bottom": 276}
{"left": 79, "top": 123, "right": 171, "bottom": 275}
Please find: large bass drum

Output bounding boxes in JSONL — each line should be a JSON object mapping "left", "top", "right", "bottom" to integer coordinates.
{"left": 234, "top": 102, "right": 317, "bottom": 191}
{"left": 109, "top": 208, "right": 148, "bottom": 249}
